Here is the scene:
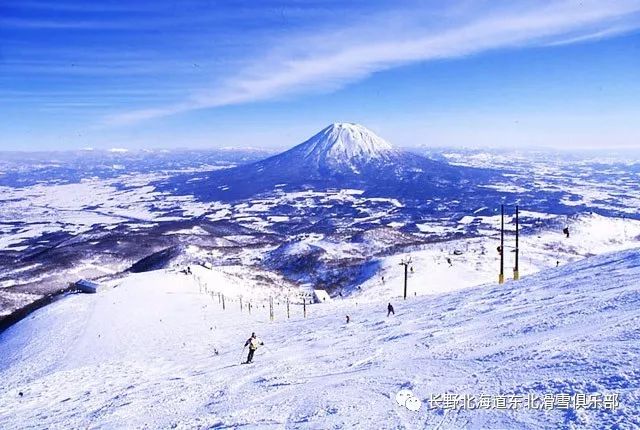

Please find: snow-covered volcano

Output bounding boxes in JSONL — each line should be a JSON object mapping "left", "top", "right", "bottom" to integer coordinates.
{"left": 250, "top": 122, "right": 445, "bottom": 179}
{"left": 277, "top": 122, "right": 400, "bottom": 174}
{"left": 170, "top": 122, "right": 495, "bottom": 201}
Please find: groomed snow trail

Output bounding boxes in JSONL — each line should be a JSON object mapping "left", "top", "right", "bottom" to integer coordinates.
{"left": 1, "top": 249, "right": 640, "bottom": 429}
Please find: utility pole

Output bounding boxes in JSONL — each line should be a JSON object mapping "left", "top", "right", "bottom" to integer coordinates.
{"left": 514, "top": 205, "right": 520, "bottom": 280}
{"left": 499, "top": 204, "right": 505, "bottom": 284}
{"left": 399, "top": 256, "right": 412, "bottom": 299}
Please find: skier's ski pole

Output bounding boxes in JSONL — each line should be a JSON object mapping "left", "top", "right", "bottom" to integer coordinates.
{"left": 238, "top": 346, "right": 246, "bottom": 363}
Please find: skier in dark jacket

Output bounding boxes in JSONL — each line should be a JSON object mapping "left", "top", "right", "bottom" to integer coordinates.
{"left": 244, "top": 332, "right": 264, "bottom": 363}
{"left": 387, "top": 303, "right": 395, "bottom": 317}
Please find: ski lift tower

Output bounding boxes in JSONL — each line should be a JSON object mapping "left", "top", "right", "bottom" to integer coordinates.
{"left": 513, "top": 205, "right": 520, "bottom": 280}
{"left": 499, "top": 204, "right": 505, "bottom": 284}
{"left": 399, "top": 256, "right": 412, "bottom": 300}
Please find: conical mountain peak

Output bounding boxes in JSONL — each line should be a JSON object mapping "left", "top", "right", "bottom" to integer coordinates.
{"left": 301, "top": 123, "right": 395, "bottom": 162}
{"left": 277, "top": 123, "right": 399, "bottom": 175}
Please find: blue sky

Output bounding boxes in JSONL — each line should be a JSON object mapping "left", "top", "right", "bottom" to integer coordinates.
{"left": 1, "top": 0, "right": 640, "bottom": 151}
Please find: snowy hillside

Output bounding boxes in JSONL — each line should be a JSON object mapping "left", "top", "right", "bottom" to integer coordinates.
{"left": 355, "top": 213, "right": 640, "bottom": 300}
{"left": 257, "top": 212, "right": 640, "bottom": 297}
{"left": 1, "top": 247, "right": 639, "bottom": 429}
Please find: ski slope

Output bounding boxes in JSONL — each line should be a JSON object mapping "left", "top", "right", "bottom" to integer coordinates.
{"left": 357, "top": 213, "right": 640, "bottom": 301}
{"left": 1, "top": 246, "right": 640, "bottom": 429}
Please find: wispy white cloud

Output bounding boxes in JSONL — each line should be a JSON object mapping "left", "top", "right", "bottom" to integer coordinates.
{"left": 104, "top": 0, "right": 640, "bottom": 125}
{"left": 544, "top": 22, "right": 640, "bottom": 46}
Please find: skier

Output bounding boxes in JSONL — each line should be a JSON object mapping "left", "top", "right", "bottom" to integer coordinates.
{"left": 346, "top": 315, "right": 350, "bottom": 324}
{"left": 446, "top": 257, "right": 452, "bottom": 267}
{"left": 243, "top": 332, "right": 264, "bottom": 364}
{"left": 563, "top": 227, "right": 570, "bottom": 238}
{"left": 387, "top": 302, "right": 395, "bottom": 317}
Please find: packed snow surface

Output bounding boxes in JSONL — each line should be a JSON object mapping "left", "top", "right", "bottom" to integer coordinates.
{"left": 1, "top": 247, "right": 639, "bottom": 429}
